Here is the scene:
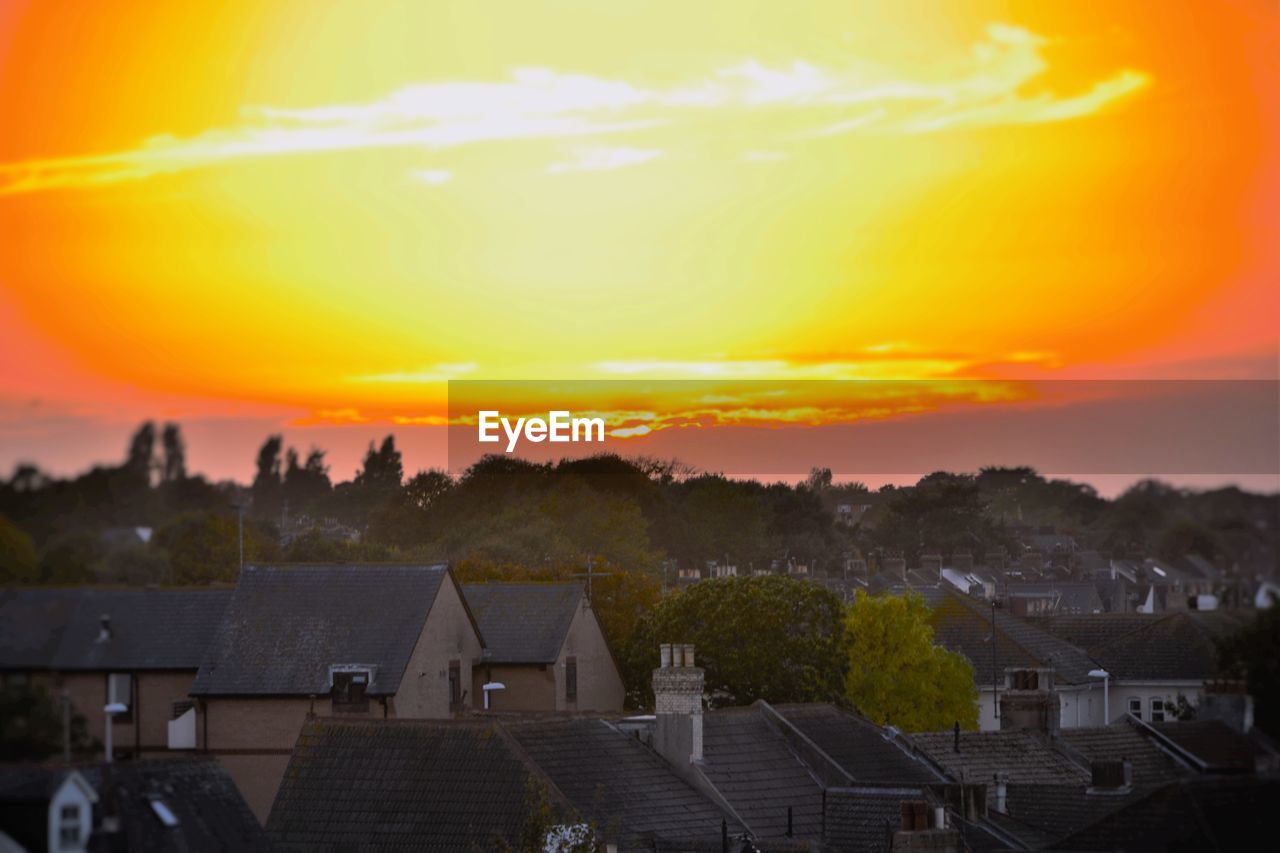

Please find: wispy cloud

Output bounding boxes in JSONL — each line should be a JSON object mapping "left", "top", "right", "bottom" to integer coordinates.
{"left": 348, "top": 362, "right": 476, "bottom": 383}
{"left": 547, "top": 146, "right": 662, "bottom": 174}
{"left": 0, "top": 23, "right": 1148, "bottom": 196}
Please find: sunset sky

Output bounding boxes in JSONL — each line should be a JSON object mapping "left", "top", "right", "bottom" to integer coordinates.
{"left": 1, "top": 1, "right": 1276, "bottom": 487}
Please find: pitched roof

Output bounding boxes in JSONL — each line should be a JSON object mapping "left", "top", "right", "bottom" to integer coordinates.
{"left": 1054, "top": 777, "right": 1280, "bottom": 851}
{"left": 84, "top": 758, "right": 271, "bottom": 852}
{"left": 907, "top": 730, "right": 1090, "bottom": 784}
{"left": 995, "top": 783, "right": 1146, "bottom": 849}
{"left": 507, "top": 717, "right": 737, "bottom": 847}
{"left": 1046, "top": 611, "right": 1250, "bottom": 681}
{"left": 267, "top": 718, "right": 549, "bottom": 851}
{"left": 462, "top": 582, "right": 583, "bottom": 664}
{"left": 0, "top": 588, "right": 83, "bottom": 669}
{"left": 192, "top": 563, "right": 450, "bottom": 696}
{"left": 769, "top": 704, "right": 943, "bottom": 784}
{"left": 699, "top": 706, "right": 825, "bottom": 839}
{"left": 823, "top": 786, "right": 930, "bottom": 852}
{"left": 0, "top": 588, "right": 232, "bottom": 671}
{"left": 1059, "top": 722, "right": 1191, "bottom": 786}
{"left": 1146, "top": 720, "right": 1262, "bottom": 773}
{"left": 930, "top": 590, "right": 1099, "bottom": 686}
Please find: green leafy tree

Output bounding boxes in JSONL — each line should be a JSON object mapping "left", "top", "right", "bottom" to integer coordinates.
{"left": 844, "top": 592, "right": 978, "bottom": 732}
{"left": 1218, "top": 607, "right": 1280, "bottom": 737}
{"left": 0, "top": 685, "right": 96, "bottom": 761}
{"left": 0, "top": 513, "right": 39, "bottom": 584}
{"left": 154, "top": 511, "right": 277, "bottom": 583}
{"left": 626, "top": 575, "right": 847, "bottom": 708}
{"left": 37, "top": 531, "right": 100, "bottom": 584}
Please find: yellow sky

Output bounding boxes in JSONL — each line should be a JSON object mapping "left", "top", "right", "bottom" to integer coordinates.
{"left": 0, "top": 0, "right": 1276, "bottom": 447}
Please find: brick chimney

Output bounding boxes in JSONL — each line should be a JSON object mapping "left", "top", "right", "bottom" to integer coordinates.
{"left": 653, "top": 643, "right": 704, "bottom": 766}
{"left": 999, "top": 668, "right": 1060, "bottom": 737}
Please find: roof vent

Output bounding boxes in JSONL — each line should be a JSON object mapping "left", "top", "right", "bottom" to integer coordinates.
{"left": 96, "top": 614, "right": 112, "bottom": 643}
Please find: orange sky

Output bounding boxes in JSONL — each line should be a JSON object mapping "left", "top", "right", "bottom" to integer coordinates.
{"left": 0, "top": 1, "right": 1276, "bottom": 484}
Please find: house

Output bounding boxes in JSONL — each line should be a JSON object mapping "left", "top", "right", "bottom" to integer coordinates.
{"left": 461, "top": 582, "right": 624, "bottom": 712}
{"left": 0, "top": 588, "right": 232, "bottom": 759}
{"left": 1041, "top": 610, "right": 1251, "bottom": 723}
{"left": 1002, "top": 582, "right": 1103, "bottom": 617}
{"left": 0, "top": 768, "right": 96, "bottom": 853}
{"left": 267, "top": 716, "right": 743, "bottom": 851}
{"left": 190, "top": 563, "right": 485, "bottom": 820}
{"left": 929, "top": 590, "right": 1107, "bottom": 729}
{"left": 0, "top": 759, "right": 269, "bottom": 853}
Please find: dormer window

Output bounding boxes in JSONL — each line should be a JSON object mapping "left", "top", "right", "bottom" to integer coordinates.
{"left": 330, "top": 666, "right": 372, "bottom": 713}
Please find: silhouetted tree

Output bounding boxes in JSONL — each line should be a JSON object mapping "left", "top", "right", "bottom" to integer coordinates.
{"left": 160, "top": 422, "right": 186, "bottom": 483}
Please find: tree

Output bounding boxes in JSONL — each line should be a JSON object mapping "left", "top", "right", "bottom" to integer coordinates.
{"left": 153, "top": 511, "right": 278, "bottom": 583}
{"left": 0, "top": 514, "right": 39, "bottom": 584}
{"left": 626, "top": 575, "right": 847, "bottom": 708}
{"left": 251, "top": 435, "right": 284, "bottom": 519}
{"left": 844, "top": 592, "right": 978, "bottom": 732}
{"left": 0, "top": 685, "right": 96, "bottom": 761}
{"left": 283, "top": 447, "right": 332, "bottom": 513}
{"left": 1218, "top": 607, "right": 1280, "bottom": 738}
{"left": 160, "top": 422, "right": 187, "bottom": 483}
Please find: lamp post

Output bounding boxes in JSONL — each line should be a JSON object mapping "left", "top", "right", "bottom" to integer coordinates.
{"left": 103, "top": 702, "right": 128, "bottom": 764}
{"left": 1089, "top": 669, "right": 1110, "bottom": 723}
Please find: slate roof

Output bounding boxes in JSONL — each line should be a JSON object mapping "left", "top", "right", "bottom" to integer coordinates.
{"left": 930, "top": 590, "right": 1099, "bottom": 686}
{"left": 1059, "top": 722, "right": 1191, "bottom": 785}
{"left": 1041, "top": 611, "right": 1249, "bottom": 681}
{"left": 995, "top": 783, "right": 1146, "bottom": 849}
{"left": 192, "top": 564, "right": 451, "bottom": 696}
{"left": 1054, "top": 777, "right": 1280, "bottom": 851}
{"left": 83, "top": 758, "right": 272, "bottom": 852}
{"left": 907, "top": 730, "right": 1090, "bottom": 784}
{"left": 699, "top": 706, "right": 825, "bottom": 839}
{"left": 0, "top": 588, "right": 232, "bottom": 671}
{"left": 1146, "top": 720, "right": 1262, "bottom": 773}
{"left": 0, "top": 588, "right": 83, "bottom": 669}
{"left": 507, "top": 717, "right": 736, "bottom": 847}
{"left": 268, "top": 718, "right": 546, "bottom": 851}
{"left": 462, "top": 582, "right": 582, "bottom": 664}
{"left": 769, "top": 704, "right": 943, "bottom": 784}
{"left": 823, "top": 786, "right": 929, "bottom": 852}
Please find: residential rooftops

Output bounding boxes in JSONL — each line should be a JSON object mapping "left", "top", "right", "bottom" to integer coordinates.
{"left": 462, "top": 582, "right": 583, "bottom": 664}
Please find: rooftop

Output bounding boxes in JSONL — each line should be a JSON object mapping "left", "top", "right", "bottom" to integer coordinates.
{"left": 462, "top": 582, "right": 583, "bottom": 664}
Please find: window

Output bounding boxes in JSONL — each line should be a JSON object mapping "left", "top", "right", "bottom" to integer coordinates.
{"left": 448, "top": 660, "right": 462, "bottom": 710}
{"left": 58, "top": 804, "right": 81, "bottom": 848}
{"left": 1150, "top": 697, "right": 1166, "bottom": 723}
{"left": 171, "top": 700, "right": 194, "bottom": 719}
{"left": 331, "top": 670, "right": 369, "bottom": 713}
{"left": 1128, "top": 698, "right": 1142, "bottom": 720}
{"left": 565, "top": 656, "right": 578, "bottom": 702}
{"left": 107, "top": 673, "right": 132, "bottom": 722}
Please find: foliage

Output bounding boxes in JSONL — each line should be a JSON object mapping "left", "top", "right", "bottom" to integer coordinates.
{"left": 0, "top": 513, "right": 39, "bottom": 583}
{"left": 844, "top": 592, "right": 978, "bottom": 732}
{"left": 625, "top": 575, "right": 848, "bottom": 708}
{"left": 153, "top": 511, "right": 279, "bottom": 583}
{"left": 0, "top": 685, "right": 96, "bottom": 761}
{"left": 1218, "top": 607, "right": 1280, "bottom": 738}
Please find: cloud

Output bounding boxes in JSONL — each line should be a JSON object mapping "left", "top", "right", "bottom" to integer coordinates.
{"left": 547, "top": 146, "right": 662, "bottom": 174}
{"left": 348, "top": 362, "right": 476, "bottom": 383}
{"left": 414, "top": 169, "right": 453, "bottom": 185}
{"left": 0, "top": 23, "right": 1148, "bottom": 196}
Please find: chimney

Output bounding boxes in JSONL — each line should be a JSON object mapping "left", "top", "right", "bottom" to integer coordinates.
{"left": 97, "top": 614, "right": 112, "bottom": 643}
{"left": 653, "top": 642, "right": 704, "bottom": 766}
{"left": 992, "top": 773, "right": 1008, "bottom": 814}
{"left": 999, "top": 668, "right": 1060, "bottom": 737}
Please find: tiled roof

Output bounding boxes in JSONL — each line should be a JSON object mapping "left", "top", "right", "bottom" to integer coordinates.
{"left": 699, "top": 706, "right": 825, "bottom": 839}
{"left": 267, "top": 718, "right": 545, "bottom": 851}
{"left": 1042, "top": 611, "right": 1248, "bottom": 681}
{"left": 769, "top": 704, "right": 943, "bottom": 784}
{"left": 996, "top": 783, "right": 1145, "bottom": 849}
{"left": 462, "top": 582, "right": 582, "bottom": 664}
{"left": 0, "top": 588, "right": 231, "bottom": 671}
{"left": 506, "top": 717, "right": 735, "bottom": 847}
{"left": 1002, "top": 582, "right": 1103, "bottom": 614}
{"left": 824, "top": 786, "right": 929, "bottom": 852}
{"left": 192, "top": 564, "right": 450, "bottom": 696}
{"left": 1054, "top": 777, "right": 1280, "bottom": 851}
{"left": 930, "top": 590, "right": 1099, "bottom": 686}
{"left": 84, "top": 758, "right": 271, "bottom": 852}
{"left": 0, "top": 588, "right": 82, "bottom": 669}
{"left": 1059, "top": 722, "right": 1191, "bottom": 786}
{"left": 907, "top": 730, "right": 1090, "bottom": 784}
{"left": 1147, "top": 720, "right": 1261, "bottom": 773}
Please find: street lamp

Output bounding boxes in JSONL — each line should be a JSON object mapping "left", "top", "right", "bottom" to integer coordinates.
{"left": 1089, "top": 669, "right": 1110, "bottom": 723}
{"left": 103, "top": 702, "right": 128, "bottom": 763}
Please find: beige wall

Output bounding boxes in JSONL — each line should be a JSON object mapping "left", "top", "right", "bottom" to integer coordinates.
{"left": 57, "top": 670, "right": 197, "bottom": 756}
{"left": 391, "top": 575, "right": 484, "bottom": 718}
{"left": 471, "top": 597, "right": 625, "bottom": 713}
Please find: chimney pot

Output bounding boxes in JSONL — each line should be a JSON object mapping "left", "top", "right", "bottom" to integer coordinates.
{"left": 660, "top": 643, "right": 673, "bottom": 669}
{"left": 993, "top": 773, "right": 1009, "bottom": 815}
{"left": 683, "top": 644, "right": 695, "bottom": 668}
